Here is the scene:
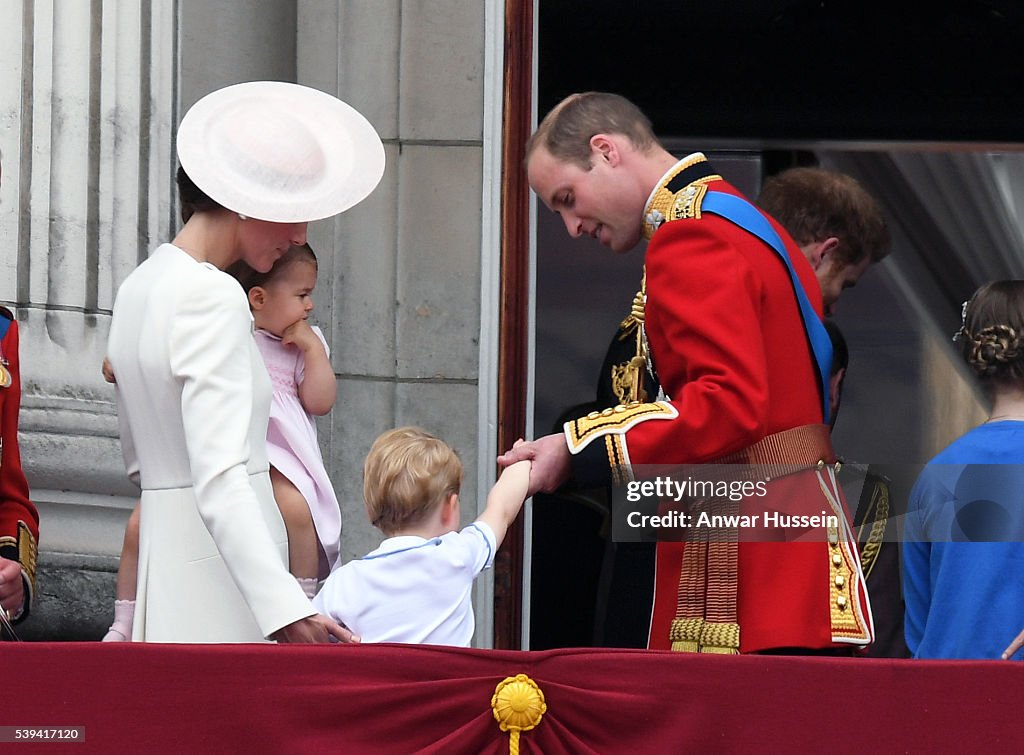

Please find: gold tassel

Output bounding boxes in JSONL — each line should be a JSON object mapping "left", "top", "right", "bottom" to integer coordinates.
{"left": 669, "top": 617, "right": 704, "bottom": 653}
{"left": 699, "top": 621, "right": 740, "bottom": 654}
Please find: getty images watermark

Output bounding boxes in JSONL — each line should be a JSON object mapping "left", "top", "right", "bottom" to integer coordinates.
{"left": 610, "top": 463, "right": 869, "bottom": 543}
{"left": 611, "top": 462, "right": 1024, "bottom": 544}
{"left": 622, "top": 474, "right": 839, "bottom": 531}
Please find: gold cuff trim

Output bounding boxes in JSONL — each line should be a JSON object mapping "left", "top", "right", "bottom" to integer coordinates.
{"left": 606, "top": 435, "right": 633, "bottom": 486}
{"left": 564, "top": 401, "right": 677, "bottom": 454}
{"left": 18, "top": 521, "right": 37, "bottom": 590}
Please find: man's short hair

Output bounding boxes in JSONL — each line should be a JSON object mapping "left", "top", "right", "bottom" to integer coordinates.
{"left": 758, "top": 167, "right": 891, "bottom": 268}
{"left": 526, "top": 92, "right": 658, "bottom": 171}
{"left": 363, "top": 426, "right": 463, "bottom": 537}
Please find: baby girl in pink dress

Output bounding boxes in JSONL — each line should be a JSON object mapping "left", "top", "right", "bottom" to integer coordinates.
{"left": 236, "top": 244, "right": 342, "bottom": 593}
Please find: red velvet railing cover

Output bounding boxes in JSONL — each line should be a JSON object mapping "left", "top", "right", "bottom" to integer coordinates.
{"left": 6, "top": 643, "right": 1021, "bottom": 753}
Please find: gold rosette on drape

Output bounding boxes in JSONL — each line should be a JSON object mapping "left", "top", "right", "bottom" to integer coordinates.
{"left": 491, "top": 674, "right": 546, "bottom": 754}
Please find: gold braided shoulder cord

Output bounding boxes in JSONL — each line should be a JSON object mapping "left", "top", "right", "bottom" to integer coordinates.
{"left": 611, "top": 270, "right": 649, "bottom": 405}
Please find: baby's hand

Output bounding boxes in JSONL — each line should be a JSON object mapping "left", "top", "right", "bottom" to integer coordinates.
{"left": 101, "top": 357, "right": 116, "bottom": 384}
{"left": 281, "top": 319, "right": 319, "bottom": 353}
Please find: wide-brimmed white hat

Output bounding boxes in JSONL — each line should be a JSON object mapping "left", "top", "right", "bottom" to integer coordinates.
{"left": 176, "top": 81, "right": 385, "bottom": 223}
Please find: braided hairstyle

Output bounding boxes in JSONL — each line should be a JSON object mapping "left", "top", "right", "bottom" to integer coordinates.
{"left": 955, "top": 280, "right": 1024, "bottom": 388}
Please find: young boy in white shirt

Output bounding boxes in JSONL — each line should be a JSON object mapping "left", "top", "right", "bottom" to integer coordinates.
{"left": 313, "top": 426, "right": 530, "bottom": 646}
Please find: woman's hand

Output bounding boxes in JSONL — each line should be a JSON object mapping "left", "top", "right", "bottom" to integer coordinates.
{"left": 1002, "top": 627, "right": 1024, "bottom": 659}
{"left": 271, "top": 614, "right": 360, "bottom": 644}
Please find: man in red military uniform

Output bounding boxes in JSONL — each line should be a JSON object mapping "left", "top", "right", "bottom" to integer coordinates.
{"left": 500, "top": 92, "right": 872, "bottom": 653}
{"left": 0, "top": 305, "right": 39, "bottom": 627}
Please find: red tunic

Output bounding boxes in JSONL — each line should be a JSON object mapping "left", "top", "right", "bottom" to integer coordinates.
{"left": 564, "top": 156, "right": 872, "bottom": 652}
{"left": 0, "top": 308, "right": 39, "bottom": 622}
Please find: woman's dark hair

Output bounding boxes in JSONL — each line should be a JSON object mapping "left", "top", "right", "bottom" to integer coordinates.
{"left": 176, "top": 165, "right": 223, "bottom": 222}
{"left": 226, "top": 243, "right": 318, "bottom": 293}
{"left": 955, "top": 280, "right": 1024, "bottom": 389}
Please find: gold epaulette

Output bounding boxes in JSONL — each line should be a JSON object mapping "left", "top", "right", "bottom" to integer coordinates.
{"left": 642, "top": 154, "right": 722, "bottom": 239}
{"left": 564, "top": 401, "right": 677, "bottom": 454}
{"left": 647, "top": 178, "right": 711, "bottom": 225}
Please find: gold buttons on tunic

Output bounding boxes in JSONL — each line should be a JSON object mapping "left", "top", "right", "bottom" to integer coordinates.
{"left": 836, "top": 595, "right": 848, "bottom": 610}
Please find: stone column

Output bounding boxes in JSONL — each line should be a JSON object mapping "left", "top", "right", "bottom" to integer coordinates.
{"left": 1, "top": 0, "right": 176, "bottom": 639}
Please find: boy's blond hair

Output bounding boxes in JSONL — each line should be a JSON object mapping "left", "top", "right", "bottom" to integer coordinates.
{"left": 363, "top": 426, "right": 463, "bottom": 536}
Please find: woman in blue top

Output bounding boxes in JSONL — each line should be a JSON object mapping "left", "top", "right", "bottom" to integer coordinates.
{"left": 903, "top": 280, "right": 1024, "bottom": 659}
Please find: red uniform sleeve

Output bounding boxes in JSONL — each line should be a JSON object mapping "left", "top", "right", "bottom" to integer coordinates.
{"left": 0, "top": 316, "right": 40, "bottom": 620}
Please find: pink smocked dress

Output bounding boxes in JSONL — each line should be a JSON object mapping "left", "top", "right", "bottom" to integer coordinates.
{"left": 254, "top": 326, "right": 342, "bottom": 576}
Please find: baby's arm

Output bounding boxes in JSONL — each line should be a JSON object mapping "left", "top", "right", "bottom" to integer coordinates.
{"left": 282, "top": 321, "right": 337, "bottom": 416}
{"left": 102, "top": 357, "right": 141, "bottom": 486}
{"left": 475, "top": 461, "right": 531, "bottom": 550}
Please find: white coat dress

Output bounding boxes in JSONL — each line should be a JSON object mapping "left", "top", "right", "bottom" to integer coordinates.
{"left": 107, "top": 244, "right": 314, "bottom": 641}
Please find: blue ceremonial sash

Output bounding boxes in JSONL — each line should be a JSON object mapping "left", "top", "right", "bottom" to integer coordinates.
{"left": 700, "top": 191, "right": 833, "bottom": 423}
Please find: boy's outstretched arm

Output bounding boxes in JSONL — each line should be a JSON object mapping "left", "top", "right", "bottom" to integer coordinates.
{"left": 476, "top": 460, "right": 531, "bottom": 549}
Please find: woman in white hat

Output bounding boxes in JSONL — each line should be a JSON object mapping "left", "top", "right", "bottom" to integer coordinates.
{"left": 106, "top": 82, "right": 385, "bottom": 642}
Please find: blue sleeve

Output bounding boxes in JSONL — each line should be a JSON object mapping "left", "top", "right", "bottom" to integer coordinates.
{"left": 901, "top": 476, "right": 931, "bottom": 656}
